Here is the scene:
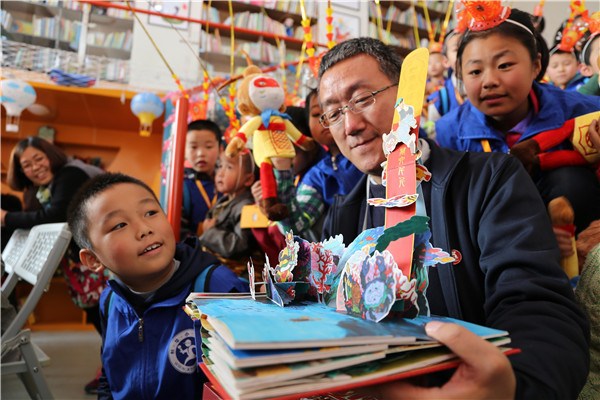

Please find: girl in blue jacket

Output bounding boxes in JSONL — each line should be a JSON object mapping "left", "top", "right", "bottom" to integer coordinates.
{"left": 435, "top": 8, "right": 600, "bottom": 233}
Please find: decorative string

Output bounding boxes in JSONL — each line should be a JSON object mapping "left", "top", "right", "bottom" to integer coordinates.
{"left": 411, "top": 1, "right": 420, "bottom": 46}
{"left": 326, "top": 1, "right": 335, "bottom": 49}
{"left": 126, "top": 0, "right": 186, "bottom": 95}
{"left": 374, "top": 0, "right": 385, "bottom": 43}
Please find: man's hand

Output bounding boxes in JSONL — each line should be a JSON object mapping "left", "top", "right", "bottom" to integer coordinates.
{"left": 202, "top": 217, "right": 216, "bottom": 232}
{"left": 577, "top": 220, "right": 600, "bottom": 269}
{"left": 588, "top": 119, "right": 600, "bottom": 150}
{"left": 375, "top": 322, "right": 516, "bottom": 399}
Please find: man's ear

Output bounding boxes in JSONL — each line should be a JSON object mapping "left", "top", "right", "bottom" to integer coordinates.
{"left": 79, "top": 249, "right": 105, "bottom": 273}
{"left": 579, "top": 63, "right": 594, "bottom": 78}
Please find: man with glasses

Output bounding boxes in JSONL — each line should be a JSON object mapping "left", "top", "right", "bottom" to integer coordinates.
{"left": 318, "top": 37, "right": 588, "bottom": 399}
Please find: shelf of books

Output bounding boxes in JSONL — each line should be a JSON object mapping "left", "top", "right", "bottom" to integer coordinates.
{"left": 195, "top": 0, "right": 319, "bottom": 70}
{"left": 209, "top": 0, "right": 318, "bottom": 27}
{"left": 369, "top": 1, "right": 450, "bottom": 57}
{"left": 1, "top": 40, "right": 129, "bottom": 83}
{"left": 1, "top": 0, "right": 133, "bottom": 63}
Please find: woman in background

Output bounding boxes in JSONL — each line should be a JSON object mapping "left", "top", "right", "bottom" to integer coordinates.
{"left": 2, "top": 136, "right": 105, "bottom": 394}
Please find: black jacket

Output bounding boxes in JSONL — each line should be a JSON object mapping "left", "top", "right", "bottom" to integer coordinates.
{"left": 323, "top": 140, "right": 589, "bottom": 400}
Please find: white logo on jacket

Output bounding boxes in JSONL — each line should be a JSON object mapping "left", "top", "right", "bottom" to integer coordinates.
{"left": 168, "top": 329, "right": 197, "bottom": 374}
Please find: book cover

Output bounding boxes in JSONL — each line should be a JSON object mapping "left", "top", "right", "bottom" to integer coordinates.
{"left": 192, "top": 298, "right": 427, "bottom": 350}
{"left": 189, "top": 297, "right": 508, "bottom": 350}
{"left": 206, "top": 333, "right": 389, "bottom": 369}
{"left": 201, "top": 346, "right": 519, "bottom": 400}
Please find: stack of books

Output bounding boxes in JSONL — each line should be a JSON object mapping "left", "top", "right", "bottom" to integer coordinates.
{"left": 186, "top": 294, "right": 514, "bottom": 400}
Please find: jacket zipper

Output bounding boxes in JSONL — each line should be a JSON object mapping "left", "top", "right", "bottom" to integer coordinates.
{"left": 138, "top": 318, "right": 144, "bottom": 342}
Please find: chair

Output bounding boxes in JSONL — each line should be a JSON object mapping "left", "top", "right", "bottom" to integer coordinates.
{"left": 2, "top": 228, "right": 31, "bottom": 275}
{"left": 1, "top": 223, "right": 72, "bottom": 400}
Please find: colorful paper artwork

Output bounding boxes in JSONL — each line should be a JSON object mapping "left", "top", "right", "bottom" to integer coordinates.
{"left": 342, "top": 250, "right": 399, "bottom": 322}
{"left": 416, "top": 164, "right": 432, "bottom": 184}
{"left": 367, "top": 194, "right": 418, "bottom": 208}
{"left": 247, "top": 259, "right": 256, "bottom": 300}
{"left": 275, "top": 231, "right": 300, "bottom": 283}
{"left": 382, "top": 98, "right": 418, "bottom": 157}
{"left": 309, "top": 242, "right": 335, "bottom": 302}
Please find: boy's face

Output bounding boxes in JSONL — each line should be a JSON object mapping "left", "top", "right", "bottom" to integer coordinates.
{"left": 185, "top": 129, "right": 220, "bottom": 175}
{"left": 428, "top": 53, "right": 447, "bottom": 79}
{"left": 547, "top": 52, "right": 579, "bottom": 88}
{"left": 214, "top": 153, "right": 252, "bottom": 195}
{"left": 80, "top": 183, "right": 176, "bottom": 292}
{"left": 444, "top": 33, "right": 461, "bottom": 72}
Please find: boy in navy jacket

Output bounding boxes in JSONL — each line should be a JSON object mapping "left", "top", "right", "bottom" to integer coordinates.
{"left": 67, "top": 172, "right": 248, "bottom": 400}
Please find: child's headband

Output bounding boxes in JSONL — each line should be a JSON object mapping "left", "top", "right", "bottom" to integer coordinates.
{"left": 579, "top": 12, "right": 600, "bottom": 63}
{"left": 460, "top": 1, "right": 533, "bottom": 36}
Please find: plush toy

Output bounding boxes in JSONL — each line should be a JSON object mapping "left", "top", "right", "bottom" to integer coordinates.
{"left": 510, "top": 112, "right": 600, "bottom": 175}
{"left": 226, "top": 65, "right": 314, "bottom": 221}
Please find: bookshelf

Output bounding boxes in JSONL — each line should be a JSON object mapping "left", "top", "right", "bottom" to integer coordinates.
{"left": 198, "top": 1, "right": 319, "bottom": 69}
{"left": 369, "top": 0, "right": 451, "bottom": 57}
{"left": 1, "top": 0, "right": 133, "bottom": 82}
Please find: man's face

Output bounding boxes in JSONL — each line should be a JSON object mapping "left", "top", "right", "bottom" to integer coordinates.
{"left": 318, "top": 54, "right": 397, "bottom": 177}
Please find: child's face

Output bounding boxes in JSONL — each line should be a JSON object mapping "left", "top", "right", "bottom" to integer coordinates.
{"left": 214, "top": 153, "right": 252, "bottom": 196}
{"left": 308, "top": 93, "right": 336, "bottom": 150}
{"left": 428, "top": 53, "right": 447, "bottom": 79}
{"left": 444, "top": 33, "right": 461, "bottom": 72}
{"left": 585, "top": 36, "right": 600, "bottom": 75}
{"left": 185, "top": 129, "right": 220, "bottom": 175}
{"left": 547, "top": 52, "right": 579, "bottom": 88}
{"left": 81, "top": 183, "right": 176, "bottom": 292}
{"left": 461, "top": 33, "right": 541, "bottom": 128}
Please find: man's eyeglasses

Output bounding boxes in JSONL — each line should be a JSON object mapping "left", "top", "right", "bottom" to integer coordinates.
{"left": 319, "top": 83, "right": 398, "bottom": 129}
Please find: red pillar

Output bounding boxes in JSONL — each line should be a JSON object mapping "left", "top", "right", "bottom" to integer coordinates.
{"left": 166, "top": 96, "right": 188, "bottom": 241}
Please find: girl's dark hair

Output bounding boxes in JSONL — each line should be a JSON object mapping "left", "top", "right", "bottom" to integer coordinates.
{"left": 581, "top": 34, "right": 599, "bottom": 66}
{"left": 456, "top": 9, "right": 549, "bottom": 82}
{"left": 304, "top": 89, "right": 318, "bottom": 126}
{"left": 7, "top": 136, "right": 69, "bottom": 191}
{"left": 286, "top": 105, "right": 311, "bottom": 137}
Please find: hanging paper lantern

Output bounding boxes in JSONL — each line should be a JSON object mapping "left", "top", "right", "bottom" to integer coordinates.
{"left": 130, "top": 92, "right": 164, "bottom": 137}
{"left": 1, "top": 79, "right": 37, "bottom": 132}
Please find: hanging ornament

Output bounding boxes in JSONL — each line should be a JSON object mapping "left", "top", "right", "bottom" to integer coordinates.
{"left": 423, "top": 0, "right": 454, "bottom": 53}
{"left": 130, "top": 92, "right": 164, "bottom": 137}
{"left": 0, "top": 79, "right": 37, "bottom": 133}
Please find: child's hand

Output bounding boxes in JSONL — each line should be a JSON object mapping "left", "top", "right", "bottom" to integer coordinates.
{"left": 552, "top": 227, "right": 574, "bottom": 258}
{"left": 588, "top": 119, "right": 600, "bottom": 150}
{"left": 251, "top": 181, "right": 262, "bottom": 204}
{"left": 202, "top": 218, "right": 216, "bottom": 231}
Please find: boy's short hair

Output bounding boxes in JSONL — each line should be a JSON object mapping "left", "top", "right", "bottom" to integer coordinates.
{"left": 187, "top": 119, "right": 222, "bottom": 143}
{"left": 67, "top": 172, "right": 158, "bottom": 250}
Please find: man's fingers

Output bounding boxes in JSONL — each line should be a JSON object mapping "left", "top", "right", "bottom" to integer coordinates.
{"left": 425, "top": 322, "right": 503, "bottom": 368}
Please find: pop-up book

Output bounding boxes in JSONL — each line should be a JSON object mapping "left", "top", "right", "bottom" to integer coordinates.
{"left": 255, "top": 48, "right": 455, "bottom": 323}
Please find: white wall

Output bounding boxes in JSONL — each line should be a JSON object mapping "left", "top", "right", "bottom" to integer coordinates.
{"left": 129, "top": 2, "right": 204, "bottom": 92}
